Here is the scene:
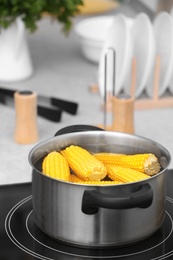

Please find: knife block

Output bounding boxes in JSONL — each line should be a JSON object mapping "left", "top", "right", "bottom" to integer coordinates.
{"left": 14, "top": 91, "right": 39, "bottom": 144}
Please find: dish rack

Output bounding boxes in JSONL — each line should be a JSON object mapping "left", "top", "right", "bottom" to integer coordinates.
{"left": 132, "top": 55, "right": 173, "bottom": 109}
{"left": 92, "top": 54, "right": 173, "bottom": 112}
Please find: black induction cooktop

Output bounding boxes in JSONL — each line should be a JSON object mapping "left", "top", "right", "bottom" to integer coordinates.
{"left": 1, "top": 170, "right": 173, "bottom": 260}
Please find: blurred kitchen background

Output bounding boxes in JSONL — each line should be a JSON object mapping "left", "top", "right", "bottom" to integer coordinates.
{"left": 1, "top": 0, "right": 173, "bottom": 184}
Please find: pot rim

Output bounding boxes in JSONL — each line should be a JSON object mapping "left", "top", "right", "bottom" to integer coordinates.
{"left": 31, "top": 167, "right": 168, "bottom": 187}
{"left": 29, "top": 130, "right": 171, "bottom": 187}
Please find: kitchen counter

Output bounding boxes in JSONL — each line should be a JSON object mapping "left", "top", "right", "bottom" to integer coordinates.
{"left": 0, "top": 3, "right": 173, "bottom": 184}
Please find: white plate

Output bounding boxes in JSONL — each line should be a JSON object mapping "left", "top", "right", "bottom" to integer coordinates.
{"left": 74, "top": 16, "right": 114, "bottom": 63}
{"left": 131, "top": 13, "right": 156, "bottom": 98}
{"left": 98, "top": 14, "right": 133, "bottom": 97}
{"left": 150, "top": 12, "right": 173, "bottom": 97}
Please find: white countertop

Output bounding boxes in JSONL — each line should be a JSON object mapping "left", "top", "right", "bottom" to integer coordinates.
{"left": 1, "top": 7, "right": 173, "bottom": 185}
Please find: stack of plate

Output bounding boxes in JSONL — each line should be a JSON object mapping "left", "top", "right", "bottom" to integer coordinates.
{"left": 98, "top": 14, "right": 134, "bottom": 97}
{"left": 131, "top": 13, "right": 155, "bottom": 98}
{"left": 98, "top": 11, "right": 173, "bottom": 99}
{"left": 149, "top": 11, "right": 173, "bottom": 97}
{"left": 75, "top": 11, "right": 173, "bottom": 99}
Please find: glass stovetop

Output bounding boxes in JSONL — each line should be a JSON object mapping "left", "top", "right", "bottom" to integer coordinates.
{"left": 1, "top": 169, "right": 173, "bottom": 260}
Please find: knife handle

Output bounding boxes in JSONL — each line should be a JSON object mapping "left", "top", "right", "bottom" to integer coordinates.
{"left": 37, "top": 105, "right": 62, "bottom": 122}
{"left": 14, "top": 91, "right": 39, "bottom": 144}
{"left": 51, "top": 97, "right": 78, "bottom": 115}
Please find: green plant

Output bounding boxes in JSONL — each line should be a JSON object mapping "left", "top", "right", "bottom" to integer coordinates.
{"left": 0, "top": 0, "right": 83, "bottom": 33}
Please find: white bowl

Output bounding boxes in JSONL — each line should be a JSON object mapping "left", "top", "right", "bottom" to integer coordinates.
{"left": 74, "top": 16, "right": 114, "bottom": 63}
{"left": 98, "top": 14, "right": 133, "bottom": 97}
{"left": 131, "top": 13, "right": 156, "bottom": 98}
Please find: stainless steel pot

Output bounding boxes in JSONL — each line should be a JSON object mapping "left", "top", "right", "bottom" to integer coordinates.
{"left": 29, "top": 125, "right": 171, "bottom": 248}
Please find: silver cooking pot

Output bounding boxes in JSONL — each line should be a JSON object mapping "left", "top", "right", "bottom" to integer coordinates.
{"left": 29, "top": 125, "right": 171, "bottom": 248}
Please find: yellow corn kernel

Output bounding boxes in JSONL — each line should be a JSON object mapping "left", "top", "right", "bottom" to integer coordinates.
{"left": 95, "top": 153, "right": 160, "bottom": 176}
{"left": 61, "top": 145, "right": 107, "bottom": 181}
{"left": 70, "top": 174, "right": 123, "bottom": 185}
{"left": 107, "top": 165, "right": 150, "bottom": 183}
{"left": 42, "top": 151, "right": 70, "bottom": 181}
{"left": 94, "top": 153, "right": 125, "bottom": 165}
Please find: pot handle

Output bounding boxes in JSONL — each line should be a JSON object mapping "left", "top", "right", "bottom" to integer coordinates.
{"left": 54, "top": 124, "right": 104, "bottom": 136}
{"left": 82, "top": 184, "right": 153, "bottom": 215}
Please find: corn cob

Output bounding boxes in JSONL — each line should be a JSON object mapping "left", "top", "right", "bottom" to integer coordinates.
{"left": 61, "top": 145, "right": 107, "bottom": 181}
{"left": 107, "top": 165, "right": 150, "bottom": 183}
{"left": 42, "top": 151, "right": 70, "bottom": 181}
{"left": 94, "top": 153, "right": 160, "bottom": 176}
{"left": 70, "top": 174, "right": 123, "bottom": 185}
{"left": 94, "top": 153, "right": 126, "bottom": 165}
